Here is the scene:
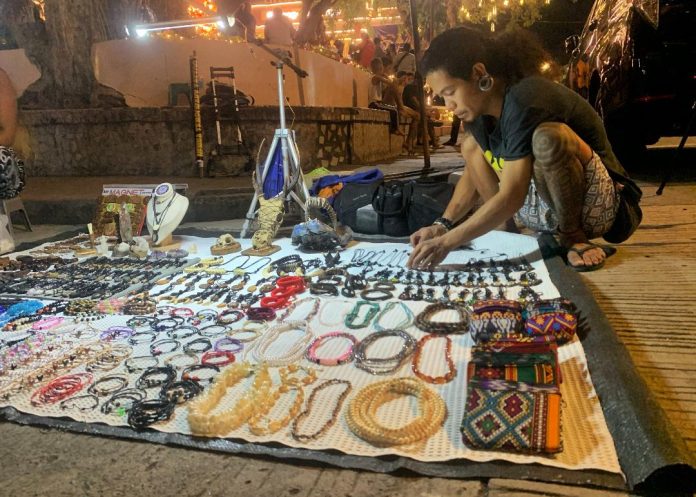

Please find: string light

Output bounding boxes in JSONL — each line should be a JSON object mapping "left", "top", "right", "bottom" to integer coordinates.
{"left": 460, "top": 0, "right": 550, "bottom": 31}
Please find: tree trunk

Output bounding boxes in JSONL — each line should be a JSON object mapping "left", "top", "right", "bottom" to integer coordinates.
{"left": 295, "top": 0, "right": 335, "bottom": 46}
{"left": 446, "top": 0, "right": 459, "bottom": 28}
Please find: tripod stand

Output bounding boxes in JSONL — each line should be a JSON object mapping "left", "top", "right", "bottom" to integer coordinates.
{"left": 240, "top": 46, "right": 309, "bottom": 239}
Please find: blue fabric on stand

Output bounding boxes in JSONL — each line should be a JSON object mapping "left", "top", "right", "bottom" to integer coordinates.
{"left": 309, "top": 168, "right": 384, "bottom": 197}
{"left": 263, "top": 145, "right": 285, "bottom": 199}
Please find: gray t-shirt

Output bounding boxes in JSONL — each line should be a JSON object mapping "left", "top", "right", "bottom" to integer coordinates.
{"left": 468, "top": 76, "right": 628, "bottom": 178}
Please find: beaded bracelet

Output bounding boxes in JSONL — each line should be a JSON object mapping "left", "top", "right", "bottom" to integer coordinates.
{"left": 85, "top": 345, "right": 132, "bottom": 372}
{"left": 309, "top": 282, "right": 338, "bottom": 296}
{"left": 100, "top": 326, "right": 134, "bottom": 342}
{"left": 30, "top": 372, "right": 93, "bottom": 406}
{"left": 359, "top": 289, "right": 392, "bottom": 301}
{"left": 88, "top": 374, "right": 128, "bottom": 397}
{"left": 160, "top": 380, "right": 203, "bottom": 404}
{"left": 305, "top": 332, "right": 358, "bottom": 366}
{"left": 126, "top": 316, "right": 157, "bottom": 330}
{"left": 164, "top": 353, "right": 199, "bottom": 370}
{"left": 167, "top": 325, "right": 199, "bottom": 340}
{"left": 198, "top": 324, "right": 228, "bottom": 338}
{"left": 181, "top": 364, "right": 219, "bottom": 384}
{"left": 183, "top": 337, "right": 212, "bottom": 354}
{"left": 128, "top": 331, "right": 157, "bottom": 345}
{"left": 127, "top": 398, "right": 176, "bottom": 429}
{"left": 60, "top": 393, "right": 99, "bottom": 412}
{"left": 213, "top": 337, "right": 243, "bottom": 354}
{"left": 101, "top": 388, "right": 146, "bottom": 416}
{"left": 201, "top": 350, "right": 236, "bottom": 368}
{"left": 136, "top": 366, "right": 177, "bottom": 389}
{"left": 216, "top": 309, "right": 245, "bottom": 325}
{"left": 411, "top": 334, "right": 457, "bottom": 384}
{"left": 152, "top": 317, "right": 185, "bottom": 332}
{"left": 32, "top": 316, "right": 64, "bottom": 331}
{"left": 149, "top": 339, "right": 180, "bottom": 356}
{"left": 125, "top": 355, "right": 159, "bottom": 374}
{"left": 354, "top": 329, "right": 416, "bottom": 375}
{"left": 228, "top": 321, "right": 264, "bottom": 343}
{"left": 415, "top": 302, "right": 469, "bottom": 334}
{"left": 246, "top": 307, "right": 276, "bottom": 322}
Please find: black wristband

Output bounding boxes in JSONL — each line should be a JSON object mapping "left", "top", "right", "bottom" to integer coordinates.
{"left": 432, "top": 217, "right": 454, "bottom": 231}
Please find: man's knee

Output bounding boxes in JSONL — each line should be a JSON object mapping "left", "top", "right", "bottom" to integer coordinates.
{"left": 531, "top": 122, "right": 573, "bottom": 164}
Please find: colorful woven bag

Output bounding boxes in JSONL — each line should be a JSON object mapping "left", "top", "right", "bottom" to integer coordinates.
{"left": 467, "top": 362, "right": 558, "bottom": 386}
{"left": 469, "top": 300, "right": 524, "bottom": 343}
{"left": 525, "top": 311, "right": 577, "bottom": 345}
{"left": 461, "top": 386, "right": 562, "bottom": 454}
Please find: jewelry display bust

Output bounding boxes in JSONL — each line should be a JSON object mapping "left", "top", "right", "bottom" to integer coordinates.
{"left": 146, "top": 183, "right": 189, "bottom": 246}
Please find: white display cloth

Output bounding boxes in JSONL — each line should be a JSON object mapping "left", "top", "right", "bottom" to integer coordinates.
{"left": 0, "top": 232, "right": 622, "bottom": 476}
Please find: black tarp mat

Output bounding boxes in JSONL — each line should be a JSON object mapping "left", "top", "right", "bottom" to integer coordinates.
{"left": 4, "top": 229, "right": 695, "bottom": 493}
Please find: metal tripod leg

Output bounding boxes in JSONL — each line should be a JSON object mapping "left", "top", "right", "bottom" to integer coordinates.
{"left": 240, "top": 133, "right": 281, "bottom": 238}
{"left": 240, "top": 131, "right": 308, "bottom": 239}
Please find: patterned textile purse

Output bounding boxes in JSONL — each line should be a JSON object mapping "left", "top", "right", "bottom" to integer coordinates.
{"left": 467, "top": 362, "right": 558, "bottom": 387}
{"left": 461, "top": 385, "right": 562, "bottom": 454}
{"left": 0, "top": 147, "right": 26, "bottom": 199}
{"left": 470, "top": 340, "right": 561, "bottom": 386}
{"left": 524, "top": 299, "right": 578, "bottom": 345}
{"left": 469, "top": 300, "right": 523, "bottom": 344}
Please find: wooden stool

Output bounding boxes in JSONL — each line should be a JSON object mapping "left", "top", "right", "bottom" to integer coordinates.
{"left": 2, "top": 196, "right": 32, "bottom": 237}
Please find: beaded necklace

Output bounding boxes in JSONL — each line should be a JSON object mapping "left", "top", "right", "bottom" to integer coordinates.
{"left": 291, "top": 379, "right": 352, "bottom": 442}
{"left": 411, "top": 334, "right": 457, "bottom": 384}
{"left": 372, "top": 301, "right": 414, "bottom": 331}
{"left": 344, "top": 301, "right": 380, "bottom": 329}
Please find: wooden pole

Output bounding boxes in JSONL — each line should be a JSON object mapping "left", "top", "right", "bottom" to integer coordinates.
{"left": 190, "top": 51, "right": 205, "bottom": 178}
{"left": 409, "top": 0, "right": 431, "bottom": 174}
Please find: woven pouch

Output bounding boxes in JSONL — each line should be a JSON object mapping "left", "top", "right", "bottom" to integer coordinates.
{"left": 469, "top": 300, "right": 523, "bottom": 344}
{"left": 461, "top": 386, "right": 562, "bottom": 454}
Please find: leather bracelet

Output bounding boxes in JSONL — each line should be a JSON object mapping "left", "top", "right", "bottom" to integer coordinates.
{"left": 432, "top": 217, "right": 454, "bottom": 231}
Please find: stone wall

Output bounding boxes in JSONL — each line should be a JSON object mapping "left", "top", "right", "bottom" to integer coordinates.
{"left": 18, "top": 106, "right": 405, "bottom": 177}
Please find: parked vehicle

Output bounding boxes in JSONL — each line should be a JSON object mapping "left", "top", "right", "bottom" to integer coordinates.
{"left": 565, "top": 0, "right": 695, "bottom": 167}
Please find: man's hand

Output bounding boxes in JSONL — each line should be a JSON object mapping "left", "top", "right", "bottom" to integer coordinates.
{"left": 407, "top": 233, "right": 453, "bottom": 269}
{"left": 410, "top": 224, "right": 446, "bottom": 248}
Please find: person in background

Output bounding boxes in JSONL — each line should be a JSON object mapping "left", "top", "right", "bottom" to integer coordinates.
{"left": 373, "top": 35, "right": 386, "bottom": 61}
{"left": 264, "top": 7, "right": 295, "bottom": 46}
{"left": 393, "top": 42, "right": 416, "bottom": 75}
{"left": 332, "top": 39, "right": 344, "bottom": 57}
{"left": 0, "top": 68, "right": 23, "bottom": 254}
{"left": 368, "top": 58, "right": 402, "bottom": 136}
{"left": 234, "top": 1, "right": 256, "bottom": 41}
{"left": 402, "top": 76, "right": 442, "bottom": 151}
{"left": 443, "top": 114, "right": 461, "bottom": 147}
{"left": 381, "top": 71, "right": 419, "bottom": 154}
{"left": 358, "top": 32, "right": 376, "bottom": 68}
{"left": 407, "top": 25, "right": 642, "bottom": 271}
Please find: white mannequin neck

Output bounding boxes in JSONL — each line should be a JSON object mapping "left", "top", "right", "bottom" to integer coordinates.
{"left": 146, "top": 183, "right": 189, "bottom": 245}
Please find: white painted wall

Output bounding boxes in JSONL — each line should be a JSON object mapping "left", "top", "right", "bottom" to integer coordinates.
{"left": 92, "top": 38, "right": 371, "bottom": 108}
{"left": 0, "top": 49, "right": 41, "bottom": 97}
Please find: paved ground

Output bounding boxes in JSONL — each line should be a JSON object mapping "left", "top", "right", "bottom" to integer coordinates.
{"left": 2, "top": 146, "right": 694, "bottom": 497}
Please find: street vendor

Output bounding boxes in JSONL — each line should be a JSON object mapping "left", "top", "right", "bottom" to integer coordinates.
{"left": 407, "top": 25, "right": 641, "bottom": 272}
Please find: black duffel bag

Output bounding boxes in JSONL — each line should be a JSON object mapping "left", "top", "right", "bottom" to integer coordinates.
{"left": 333, "top": 181, "right": 382, "bottom": 235}
{"left": 406, "top": 180, "right": 454, "bottom": 233}
{"left": 334, "top": 178, "right": 453, "bottom": 236}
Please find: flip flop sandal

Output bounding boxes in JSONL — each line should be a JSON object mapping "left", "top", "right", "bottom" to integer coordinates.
{"left": 566, "top": 243, "right": 616, "bottom": 272}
